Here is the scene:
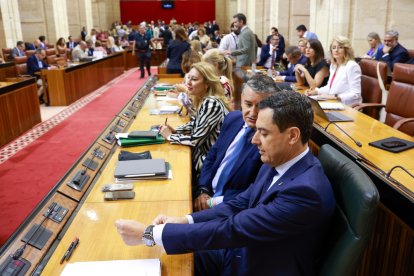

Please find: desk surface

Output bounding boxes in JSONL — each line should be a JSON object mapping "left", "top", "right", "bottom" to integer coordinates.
{"left": 42, "top": 79, "right": 193, "bottom": 275}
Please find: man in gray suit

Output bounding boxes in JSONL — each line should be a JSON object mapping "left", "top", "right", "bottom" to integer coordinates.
{"left": 10, "top": 41, "right": 25, "bottom": 60}
{"left": 225, "top": 13, "right": 257, "bottom": 68}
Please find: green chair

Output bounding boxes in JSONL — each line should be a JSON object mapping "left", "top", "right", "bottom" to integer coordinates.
{"left": 318, "top": 144, "right": 379, "bottom": 276}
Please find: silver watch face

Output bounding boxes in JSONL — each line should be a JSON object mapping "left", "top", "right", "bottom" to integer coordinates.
{"left": 143, "top": 235, "right": 155, "bottom": 247}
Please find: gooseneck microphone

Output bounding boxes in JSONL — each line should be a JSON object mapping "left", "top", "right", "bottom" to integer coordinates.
{"left": 386, "top": 165, "right": 414, "bottom": 179}
{"left": 325, "top": 121, "right": 362, "bottom": 147}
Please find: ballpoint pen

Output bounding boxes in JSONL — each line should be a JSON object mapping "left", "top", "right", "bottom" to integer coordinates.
{"left": 66, "top": 237, "right": 80, "bottom": 261}
{"left": 158, "top": 118, "right": 168, "bottom": 135}
{"left": 60, "top": 237, "right": 79, "bottom": 264}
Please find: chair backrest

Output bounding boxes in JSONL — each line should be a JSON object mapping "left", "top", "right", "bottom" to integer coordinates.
{"left": 46, "top": 55, "right": 57, "bottom": 65}
{"left": 25, "top": 50, "right": 36, "bottom": 58}
{"left": 385, "top": 63, "right": 414, "bottom": 135}
{"left": 2, "top": 48, "right": 12, "bottom": 62}
{"left": 46, "top": 48, "right": 56, "bottom": 56}
{"left": 407, "top": 49, "right": 414, "bottom": 60}
{"left": 359, "top": 59, "right": 387, "bottom": 119}
{"left": 14, "top": 56, "right": 28, "bottom": 76}
{"left": 318, "top": 144, "right": 379, "bottom": 276}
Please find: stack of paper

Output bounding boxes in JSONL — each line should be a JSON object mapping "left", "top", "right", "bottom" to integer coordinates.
{"left": 61, "top": 259, "right": 161, "bottom": 276}
{"left": 319, "top": 102, "right": 345, "bottom": 110}
{"left": 150, "top": 105, "right": 180, "bottom": 115}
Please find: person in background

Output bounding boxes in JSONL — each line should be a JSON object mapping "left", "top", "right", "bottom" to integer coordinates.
{"left": 115, "top": 91, "right": 336, "bottom": 276}
{"left": 375, "top": 30, "right": 409, "bottom": 71}
{"left": 274, "top": 45, "right": 307, "bottom": 82}
{"left": 225, "top": 13, "right": 257, "bottom": 67}
{"left": 167, "top": 26, "right": 191, "bottom": 75}
{"left": 218, "top": 22, "right": 238, "bottom": 53}
{"left": 27, "top": 49, "right": 54, "bottom": 103}
{"left": 258, "top": 34, "right": 279, "bottom": 69}
{"left": 94, "top": 41, "right": 107, "bottom": 56}
{"left": 66, "top": 35, "right": 78, "bottom": 51}
{"left": 71, "top": 41, "right": 88, "bottom": 61}
{"left": 25, "top": 42, "right": 36, "bottom": 51}
{"left": 306, "top": 35, "right": 362, "bottom": 106}
{"left": 266, "top": 27, "right": 285, "bottom": 60}
{"left": 56, "top": 37, "right": 67, "bottom": 53}
{"left": 295, "top": 39, "right": 329, "bottom": 89}
{"left": 296, "top": 24, "right": 318, "bottom": 40}
{"left": 194, "top": 75, "right": 278, "bottom": 210}
{"left": 38, "top": 35, "right": 48, "bottom": 50}
{"left": 160, "top": 25, "right": 173, "bottom": 47}
{"left": 81, "top": 26, "right": 87, "bottom": 41}
{"left": 10, "top": 41, "right": 25, "bottom": 60}
{"left": 361, "top": 32, "right": 383, "bottom": 60}
{"left": 113, "top": 37, "right": 124, "bottom": 52}
{"left": 85, "top": 29, "right": 97, "bottom": 47}
{"left": 132, "top": 25, "right": 154, "bottom": 79}
{"left": 159, "top": 62, "right": 230, "bottom": 183}
{"left": 298, "top": 38, "right": 308, "bottom": 55}
{"left": 203, "top": 49, "right": 234, "bottom": 100}
{"left": 197, "top": 28, "right": 211, "bottom": 49}
{"left": 106, "top": 36, "right": 116, "bottom": 54}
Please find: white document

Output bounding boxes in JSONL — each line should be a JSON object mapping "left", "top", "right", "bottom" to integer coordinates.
{"left": 318, "top": 102, "right": 345, "bottom": 110}
{"left": 61, "top": 259, "right": 161, "bottom": 276}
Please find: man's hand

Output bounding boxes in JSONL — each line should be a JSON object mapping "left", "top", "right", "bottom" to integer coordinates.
{"left": 152, "top": 214, "right": 189, "bottom": 225}
{"left": 194, "top": 193, "right": 211, "bottom": 211}
{"left": 382, "top": 45, "right": 392, "bottom": 54}
{"left": 114, "top": 219, "right": 146, "bottom": 246}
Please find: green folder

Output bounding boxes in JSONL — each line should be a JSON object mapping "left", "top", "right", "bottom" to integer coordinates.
{"left": 118, "top": 135, "right": 165, "bottom": 147}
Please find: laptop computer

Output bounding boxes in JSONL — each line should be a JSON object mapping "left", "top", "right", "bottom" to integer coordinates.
{"left": 308, "top": 97, "right": 353, "bottom": 122}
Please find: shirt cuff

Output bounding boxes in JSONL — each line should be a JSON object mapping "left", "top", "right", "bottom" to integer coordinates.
{"left": 153, "top": 224, "right": 166, "bottom": 247}
{"left": 213, "top": 196, "right": 224, "bottom": 206}
{"left": 185, "top": 215, "right": 194, "bottom": 224}
{"left": 382, "top": 53, "right": 389, "bottom": 58}
{"left": 166, "top": 135, "right": 171, "bottom": 141}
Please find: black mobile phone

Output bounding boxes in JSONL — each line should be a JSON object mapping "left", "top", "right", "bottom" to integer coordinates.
{"left": 381, "top": 141, "right": 407, "bottom": 148}
{"left": 104, "top": 191, "right": 135, "bottom": 201}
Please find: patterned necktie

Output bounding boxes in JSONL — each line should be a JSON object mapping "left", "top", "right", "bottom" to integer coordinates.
{"left": 214, "top": 127, "right": 254, "bottom": 197}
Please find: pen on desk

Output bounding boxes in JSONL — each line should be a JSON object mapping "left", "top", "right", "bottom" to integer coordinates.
{"left": 60, "top": 238, "right": 76, "bottom": 264}
{"left": 66, "top": 237, "right": 79, "bottom": 261}
{"left": 158, "top": 118, "right": 168, "bottom": 135}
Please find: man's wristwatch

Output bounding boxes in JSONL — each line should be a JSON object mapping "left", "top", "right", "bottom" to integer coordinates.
{"left": 142, "top": 225, "right": 156, "bottom": 247}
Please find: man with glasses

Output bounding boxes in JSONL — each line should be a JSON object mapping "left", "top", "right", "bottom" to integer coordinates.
{"left": 375, "top": 30, "right": 409, "bottom": 71}
{"left": 258, "top": 34, "right": 279, "bottom": 69}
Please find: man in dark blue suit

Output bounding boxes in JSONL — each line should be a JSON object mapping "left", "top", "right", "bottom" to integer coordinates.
{"left": 274, "top": 45, "right": 307, "bottom": 82}
{"left": 115, "top": 91, "right": 336, "bottom": 276}
{"left": 375, "top": 30, "right": 409, "bottom": 71}
{"left": 194, "top": 75, "right": 278, "bottom": 211}
{"left": 27, "top": 49, "right": 51, "bottom": 103}
{"left": 258, "top": 34, "right": 280, "bottom": 69}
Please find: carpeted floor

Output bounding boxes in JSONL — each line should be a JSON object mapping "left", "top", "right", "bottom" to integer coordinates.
{"left": 0, "top": 68, "right": 155, "bottom": 245}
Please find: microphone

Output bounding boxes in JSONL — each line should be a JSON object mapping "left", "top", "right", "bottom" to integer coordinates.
{"left": 325, "top": 121, "right": 362, "bottom": 147}
{"left": 0, "top": 202, "right": 57, "bottom": 276}
{"left": 386, "top": 165, "right": 414, "bottom": 179}
{"left": 67, "top": 152, "right": 96, "bottom": 191}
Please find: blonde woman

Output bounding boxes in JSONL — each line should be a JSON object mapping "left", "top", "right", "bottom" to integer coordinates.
{"left": 160, "top": 62, "right": 230, "bottom": 182}
{"left": 306, "top": 35, "right": 362, "bottom": 106}
{"left": 362, "top": 32, "right": 383, "bottom": 60}
{"left": 190, "top": 40, "right": 203, "bottom": 56}
{"left": 203, "top": 48, "right": 234, "bottom": 100}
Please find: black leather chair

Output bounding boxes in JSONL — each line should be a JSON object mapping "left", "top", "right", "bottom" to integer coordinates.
{"left": 318, "top": 144, "right": 379, "bottom": 276}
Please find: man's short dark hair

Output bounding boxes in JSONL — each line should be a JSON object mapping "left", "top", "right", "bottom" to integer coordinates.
{"left": 233, "top": 13, "right": 247, "bottom": 24}
{"left": 39, "top": 35, "right": 46, "bottom": 42}
{"left": 296, "top": 25, "right": 307, "bottom": 32}
{"left": 35, "top": 48, "right": 44, "bottom": 55}
{"left": 17, "top": 41, "right": 24, "bottom": 47}
{"left": 285, "top": 46, "right": 301, "bottom": 57}
{"left": 259, "top": 91, "right": 313, "bottom": 144}
{"left": 242, "top": 75, "right": 278, "bottom": 95}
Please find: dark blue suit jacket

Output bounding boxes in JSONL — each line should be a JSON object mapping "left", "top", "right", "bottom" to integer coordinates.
{"left": 258, "top": 43, "right": 283, "bottom": 67}
{"left": 27, "top": 55, "right": 49, "bottom": 77}
{"left": 163, "top": 151, "right": 336, "bottom": 276}
{"left": 279, "top": 54, "right": 308, "bottom": 82}
{"left": 196, "top": 111, "right": 262, "bottom": 201}
{"left": 375, "top": 43, "right": 409, "bottom": 71}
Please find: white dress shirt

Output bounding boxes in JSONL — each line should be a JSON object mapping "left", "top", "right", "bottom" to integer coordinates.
{"left": 218, "top": 32, "right": 238, "bottom": 52}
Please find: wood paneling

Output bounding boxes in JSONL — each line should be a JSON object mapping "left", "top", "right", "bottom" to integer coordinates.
{"left": 0, "top": 62, "right": 17, "bottom": 81}
{"left": 0, "top": 78, "right": 40, "bottom": 147}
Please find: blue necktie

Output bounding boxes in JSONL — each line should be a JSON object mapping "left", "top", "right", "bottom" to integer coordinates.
{"left": 214, "top": 127, "right": 254, "bottom": 197}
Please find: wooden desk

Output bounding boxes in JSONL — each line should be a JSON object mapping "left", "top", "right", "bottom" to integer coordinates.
{"left": 40, "top": 77, "right": 192, "bottom": 275}
{"left": 44, "top": 53, "right": 124, "bottom": 106}
{"left": 0, "top": 78, "right": 40, "bottom": 147}
{"left": 0, "top": 62, "right": 16, "bottom": 81}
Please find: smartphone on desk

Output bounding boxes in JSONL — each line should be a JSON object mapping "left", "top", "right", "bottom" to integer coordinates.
{"left": 381, "top": 141, "right": 407, "bottom": 148}
{"left": 104, "top": 191, "right": 135, "bottom": 201}
{"left": 102, "top": 183, "right": 134, "bottom": 192}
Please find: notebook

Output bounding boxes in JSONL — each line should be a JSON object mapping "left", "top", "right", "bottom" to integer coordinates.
{"left": 308, "top": 97, "right": 353, "bottom": 122}
{"left": 128, "top": 130, "right": 159, "bottom": 139}
{"left": 114, "top": 159, "right": 168, "bottom": 179}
